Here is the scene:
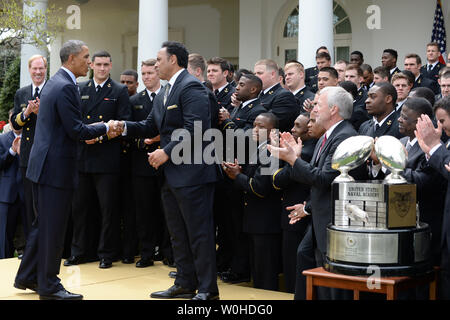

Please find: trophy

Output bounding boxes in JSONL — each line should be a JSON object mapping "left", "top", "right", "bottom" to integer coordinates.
{"left": 324, "top": 135, "right": 432, "bottom": 277}
{"left": 374, "top": 136, "right": 407, "bottom": 184}
{"left": 331, "top": 136, "right": 374, "bottom": 183}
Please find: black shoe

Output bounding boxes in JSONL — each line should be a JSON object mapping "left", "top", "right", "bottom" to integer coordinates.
{"left": 122, "top": 257, "right": 135, "bottom": 264}
{"left": 192, "top": 292, "right": 219, "bottom": 300}
{"left": 150, "top": 284, "right": 196, "bottom": 299}
{"left": 153, "top": 251, "right": 164, "bottom": 261}
{"left": 39, "top": 289, "right": 83, "bottom": 300}
{"left": 136, "top": 258, "right": 154, "bottom": 268}
{"left": 99, "top": 258, "right": 112, "bottom": 269}
{"left": 163, "top": 258, "right": 176, "bottom": 268}
{"left": 220, "top": 271, "right": 250, "bottom": 284}
{"left": 64, "top": 256, "right": 86, "bottom": 266}
{"left": 14, "top": 281, "right": 38, "bottom": 292}
{"left": 168, "top": 271, "right": 177, "bottom": 279}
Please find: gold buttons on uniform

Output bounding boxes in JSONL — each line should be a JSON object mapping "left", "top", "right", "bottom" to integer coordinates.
{"left": 99, "top": 115, "right": 103, "bottom": 120}
{"left": 27, "top": 128, "right": 30, "bottom": 131}
{"left": 87, "top": 115, "right": 91, "bottom": 119}
{"left": 26, "top": 137, "right": 30, "bottom": 141}
{"left": 244, "top": 202, "right": 248, "bottom": 206}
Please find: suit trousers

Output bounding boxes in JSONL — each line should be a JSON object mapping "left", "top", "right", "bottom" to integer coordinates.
{"left": 71, "top": 172, "right": 120, "bottom": 260}
{"left": 282, "top": 224, "right": 309, "bottom": 293}
{"left": 440, "top": 243, "right": 450, "bottom": 300}
{"left": 229, "top": 188, "right": 250, "bottom": 276}
{"left": 0, "top": 199, "right": 24, "bottom": 258}
{"left": 161, "top": 181, "right": 218, "bottom": 293}
{"left": 15, "top": 183, "right": 72, "bottom": 295}
{"left": 120, "top": 154, "right": 137, "bottom": 259}
{"left": 294, "top": 224, "right": 317, "bottom": 300}
{"left": 20, "top": 167, "right": 35, "bottom": 238}
{"left": 248, "top": 233, "right": 282, "bottom": 291}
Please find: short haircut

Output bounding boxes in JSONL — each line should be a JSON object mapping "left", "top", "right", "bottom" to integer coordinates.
{"left": 234, "top": 68, "right": 253, "bottom": 82}
{"left": 284, "top": 61, "right": 305, "bottom": 74}
{"left": 403, "top": 97, "right": 433, "bottom": 118}
{"left": 392, "top": 72, "right": 412, "bottom": 85}
{"left": 346, "top": 64, "right": 363, "bottom": 77}
{"left": 383, "top": 49, "right": 398, "bottom": 60}
{"left": 316, "top": 51, "right": 331, "bottom": 61}
{"left": 319, "top": 66, "right": 338, "bottom": 79}
{"left": 434, "top": 96, "right": 450, "bottom": 115}
{"left": 351, "top": 50, "right": 364, "bottom": 60}
{"left": 258, "top": 112, "right": 279, "bottom": 129}
{"left": 141, "top": 58, "right": 157, "bottom": 67}
{"left": 162, "top": 41, "right": 189, "bottom": 69}
{"left": 28, "top": 55, "right": 47, "bottom": 69}
{"left": 255, "top": 59, "right": 279, "bottom": 75}
{"left": 374, "top": 82, "right": 397, "bottom": 106}
{"left": 316, "top": 46, "right": 328, "bottom": 54}
{"left": 405, "top": 53, "right": 422, "bottom": 65}
{"left": 339, "top": 81, "right": 358, "bottom": 100}
{"left": 207, "top": 57, "right": 230, "bottom": 72}
{"left": 121, "top": 69, "right": 138, "bottom": 81}
{"left": 360, "top": 63, "right": 373, "bottom": 73}
{"left": 410, "top": 87, "right": 435, "bottom": 107}
{"left": 60, "top": 40, "right": 86, "bottom": 64}
{"left": 427, "top": 42, "right": 440, "bottom": 50}
{"left": 335, "top": 59, "right": 349, "bottom": 66}
{"left": 279, "top": 67, "right": 285, "bottom": 84}
{"left": 188, "top": 53, "right": 206, "bottom": 73}
{"left": 320, "top": 86, "right": 354, "bottom": 120}
{"left": 299, "top": 111, "right": 311, "bottom": 119}
{"left": 439, "top": 67, "right": 450, "bottom": 79}
{"left": 241, "top": 73, "right": 263, "bottom": 91}
{"left": 400, "top": 70, "right": 415, "bottom": 86}
{"left": 374, "top": 66, "right": 390, "bottom": 79}
{"left": 92, "top": 50, "right": 111, "bottom": 62}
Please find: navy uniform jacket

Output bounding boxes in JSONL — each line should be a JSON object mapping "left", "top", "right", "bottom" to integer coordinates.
{"left": 129, "top": 89, "right": 159, "bottom": 177}
{"left": 260, "top": 83, "right": 300, "bottom": 133}
{"left": 272, "top": 138, "right": 316, "bottom": 231}
{"left": 420, "top": 62, "right": 446, "bottom": 83}
{"left": 388, "top": 67, "right": 401, "bottom": 82}
{"left": 221, "top": 99, "right": 266, "bottom": 132}
{"left": 0, "top": 131, "right": 23, "bottom": 204}
{"left": 125, "top": 69, "right": 217, "bottom": 188}
{"left": 349, "top": 87, "right": 370, "bottom": 131}
{"left": 358, "top": 111, "right": 403, "bottom": 139}
{"left": 11, "top": 84, "right": 45, "bottom": 168}
{"left": 294, "top": 87, "right": 315, "bottom": 112}
{"left": 216, "top": 83, "right": 235, "bottom": 112}
{"left": 234, "top": 144, "right": 281, "bottom": 234}
{"left": 26, "top": 68, "right": 107, "bottom": 189}
{"left": 77, "top": 78, "right": 131, "bottom": 174}
{"left": 413, "top": 74, "right": 440, "bottom": 95}
{"left": 305, "top": 66, "right": 319, "bottom": 93}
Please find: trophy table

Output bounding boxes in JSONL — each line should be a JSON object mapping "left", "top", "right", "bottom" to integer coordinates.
{"left": 325, "top": 136, "right": 433, "bottom": 277}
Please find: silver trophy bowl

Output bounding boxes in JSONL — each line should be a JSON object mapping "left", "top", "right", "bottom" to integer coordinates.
{"left": 332, "top": 136, "right": 374, "bottom": 182}
{"left": 374, "top": 136, "right": 407, "bottom": 184}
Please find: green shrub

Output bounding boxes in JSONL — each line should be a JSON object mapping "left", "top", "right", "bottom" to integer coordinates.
{"left": 0, "top": 56, "right": 20, "bottom": 121}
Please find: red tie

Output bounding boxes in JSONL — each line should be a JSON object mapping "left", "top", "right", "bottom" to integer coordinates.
{"left": 317, "top": 134, "right": 327, "bottom": 158}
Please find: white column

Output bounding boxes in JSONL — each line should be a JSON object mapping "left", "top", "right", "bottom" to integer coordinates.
{"left": 20, "top": 0, "right": 48, "bottom": 87}
{"left": 298, "top": 0, "right": 334, "bottom": 68}
{"left": 239, "top": 0, "right": 263, "bottom": 70}
{"left": 137, "top": 0, "right": 168, "bottom": 91}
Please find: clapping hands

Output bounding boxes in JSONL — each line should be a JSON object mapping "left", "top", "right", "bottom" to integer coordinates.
{"left": 266, "top": 131, "right": 302, "bottom": 165}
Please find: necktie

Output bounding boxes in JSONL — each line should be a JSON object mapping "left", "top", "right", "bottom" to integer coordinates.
{"left": 375, "top": 123, "right": 380, "bottom": 131}
{"left": 96, "top": 85, "right": 101, "bottom": 93}
{"left": 316, "top": 134, "right": 327, "bottom": 161}
{"left": 428, "top": 64, "right": 432, "bottom": 72}
{"left": 406, "top": 141, "right": 412, "bottom": 152}
{"left": 163, "top": 83, "right": 171, "bottom": 105}
{"left": 214, "top": 89, "right": 220, "bottom": 97}
{"left": 34, "top": 87, "right": 39, "bottom": 99}
{"left": 151, "top": 92, "right": 156, "bottom": 101}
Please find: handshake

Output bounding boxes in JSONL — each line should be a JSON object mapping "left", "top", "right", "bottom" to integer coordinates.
{"left": 106, "top": 120, "right": 125, "bottom": 139}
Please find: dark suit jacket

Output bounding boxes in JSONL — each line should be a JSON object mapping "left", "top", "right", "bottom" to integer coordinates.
{"left": 221, "top": 98, "right": 266, "bottom": 132}
{"left": 290, "top": 120, "right": 361, "bottom": 253}
{"left": 26, "top": 69, "right": 107, "bottom": 189}
{"left": 11, "top": 83, "right": 46, "bottom": 168}
{"left": 388, "top": 67, "right": 401, "bottom": 82}
{"left": 294, "top": 86, "right": 315, "bottom": 111}
{"left": 420, "top": 62, "right": 446, "bottom": 83}
{"left": 77, "top": 78, "right": 131, "bottom": 174}
{"left": 0, "top": 131, "right": 23, "bottom": 204}
{"left": 305, "top": 67, "right": 319, "bottom": 93}
{"left": 216, "top": 82, "right": 235, "bottom": 112}
{"left": 413, "top": 74, "right": 440, "bottom": 95}
{"left": 260, "top": 83, "right": 300, "bottom": 133}
{"left": 358, "top": 111, "right": 403, "bottom": 139}
{"left": 349, "top": 87, "right": 370, "bottom": 131}
{"left": 125, "top": 69, "right": 217, "bottom": 188}
{"left": 129, "top": 89, "right": 160, "bottom": 177}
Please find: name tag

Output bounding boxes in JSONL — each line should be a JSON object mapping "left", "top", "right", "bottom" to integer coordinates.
{"left": 134, "top": 105, "right": 143, "bottom": 110}
{"left": 81, "top": 95, "right": 89, "bottom": 100}
{"left": 167, "top": 104, "right": 178, "bottom": 110}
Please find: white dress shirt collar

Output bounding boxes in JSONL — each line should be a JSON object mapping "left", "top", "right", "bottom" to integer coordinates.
{"left": 61, "top": 67, "right": 77, "bottom": 85}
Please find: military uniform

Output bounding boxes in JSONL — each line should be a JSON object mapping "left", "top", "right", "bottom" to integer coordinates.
{"left": 294, "top": 86, "right": 315, "bottom": 112}
{"left": 358, "top": 111, "right": 403, "bottom": 139}
{"left": 413, "top": 74, "right": 440, "bottom": 95}
{"left": 69, "top": 78, "right": 131, "bottom": 264}
{"left": 349, "top": 87, "right": 370, "bottom": 131}
{"left": 305, "top": 66, "right": 319, "bottom": 93}
{"left": 420, "top": 61, "right": 446, "bottom": 83}
{"left": 388, "top": 67, "right": 401, "bottom": 82}
{"left": 215, "top": 82, "right": 236, "bottom": 112}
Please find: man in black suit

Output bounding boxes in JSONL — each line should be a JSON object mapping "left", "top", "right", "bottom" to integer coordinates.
{"left": 116, "top": 41, "right": 219, "bottom": 300}
{"left": 284, "top": 61, "right": 315, "bottom": 111}
{"left": 415, "top": 96, "right": 450, "bottom": 300}
{"left": 358, "top": 82, "right": 402, "bottom": 139}
{"left": 0, "top": 110, "right": 23, "bottom": 259}
{"left": 271, "top": 112, "right": 316, "bottom": 293}
{"left": 223, "top": 113, "right": 281, "bottom": 291}
{"left": 207, "top": 57, "right": 235, "bottom": 112}
{"left": 254, "top": 59, "right": 300, "bottom": 132}
{"left": 267, "top": 86, "right": 362, "bottom": 300}
{"left": 14, "top": 40, "right": 116, "bottom": 300}
{"left": 404, "top": 53, "right": 440, "bottom": 95}
{"left": 420, "top": 42, "right": 446, "bottom": 83}
{"left": 382, "top": 49, "right": 401, "bottom": 82}
{"left": 66, "top": 51, "right": 131, "bottom": 269}
{"left": 344, "top": 64, "right": 370, "bottom": 130}
{"left": 391, "top": 72, "right": 413, "bottom": 113}
{"left": 10, "top": 55, "right": 47, "bottom": 247}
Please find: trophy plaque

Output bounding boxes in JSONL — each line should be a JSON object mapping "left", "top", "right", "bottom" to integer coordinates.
{"left": 325, "top": 136, "right": 432, "bottom": 277}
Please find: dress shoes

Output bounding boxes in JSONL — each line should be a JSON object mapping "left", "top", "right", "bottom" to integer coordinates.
{"left": 168, "top": 271, "right": 177, "bottom": 279}
{"left": 64, "top": 256, "right": 86, "bottom": 266}
{"left": 220, "top": 271, "right": 250, "bottom": 284}
{"left": 150, "top": 284, "right": 196, "bottom": 299}
{"left": 163, "top": 258, "right": 176, "bottom": 268}
{"left": 136, "top": 258, "right": 154, "bottom": 268}
{"left": 99, "top": 258, "right": 112, "bottom": 269}
{"left": 192, "top": 292, "right": 220, "bottom": 300}
{"left": 39, "top": 289, "right": 83, "bottom": 300}
{"left": 14, "top": 281, "right": 38, "bottom": 292}
{"left": 122, "top": 257, "right": 135, "bottom": 264}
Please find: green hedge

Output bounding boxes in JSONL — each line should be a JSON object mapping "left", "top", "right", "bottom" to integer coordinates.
{"left": 0, "top": 56, "right": 20, "bottom": 121}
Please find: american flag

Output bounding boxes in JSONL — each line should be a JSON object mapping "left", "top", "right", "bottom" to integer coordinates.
{"left": 431, "top": 0, "right": 447, "bottom": 64}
